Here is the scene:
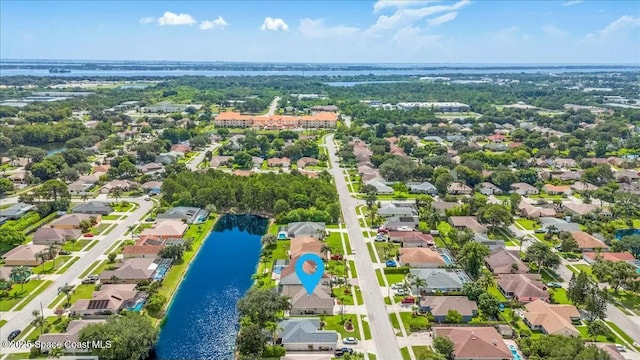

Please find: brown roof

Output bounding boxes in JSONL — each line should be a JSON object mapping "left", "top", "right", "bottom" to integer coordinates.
{"left": 388, "top": 231, "right": 434, "bottom": 245}
{"left": 123, "top": 245, "right": 163, "bottom": 256}
{"left": 140, "top": 219, "right": 188, "bottom": 238}
{"left": 289, "top": 236, "right": 323, "bottom": 259}
{"left": 71, "top": 284, "right": 138, "bottom": 312}
{"left": 498, "top": 274, "right": 548, "bottom": 302}
{"left": 543, "top": 184, "right": 571, "bottom": 193}
{"left": 524, "top": 300, "right": 580, "bottom": 336}
{"left": 1, "top": 244, "right": 47, "bottom": 262}
{"left": 50, "top": 213, "right": 95, "bottom": 228}
{"left": 583, "top": 252, "right": 635, "bottom": 262}
{"left": 420, "top": 296, "right": 477, "bottom": 317}
{"left": 100, "top": 258, "right": 157, "bottom": 281}
{"left": 38, "top": 320, "right": 106, "bottom": 346}
{"left": 32, "top": 227, "right": 82, "bottom": 244}
{"left": 570, "top": 231, "right": 608, "bottom": 250}
{"left": 486, "top": 248, "right": 529, "bottom": 274}
{"left": 399, "top": 248, "right": 445, "bottom": 267}
{"left": 434, "top": 327, "right": 512, "bottom": 359}
{"left": 449, "top": 216, "right": 487, "bottom": 233}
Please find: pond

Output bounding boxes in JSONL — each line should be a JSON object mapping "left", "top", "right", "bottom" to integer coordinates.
{"left": 615, "top": 228, "right": 640, "bottom": 240}
{"left": 155, "top": 215, "right": 268, "bottom": 360}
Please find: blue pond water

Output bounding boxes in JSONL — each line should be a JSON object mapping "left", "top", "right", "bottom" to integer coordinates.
{"left": 615, "top": 228, "right": 640, "bottom": 240}
{"left": 155, "top": 215, "right": 267, "bottom": 360}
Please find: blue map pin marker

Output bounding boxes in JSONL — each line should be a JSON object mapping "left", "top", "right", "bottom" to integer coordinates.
{"left": 295, "top": 253, "right": 325, "bottom": 296}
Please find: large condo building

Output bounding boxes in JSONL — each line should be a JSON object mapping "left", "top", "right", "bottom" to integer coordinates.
{"left": 214, "top": 111, "right": 338, "bottom": 129}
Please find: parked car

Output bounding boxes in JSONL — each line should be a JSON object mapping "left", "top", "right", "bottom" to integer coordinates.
{"left": 341, "top": 347, "right": 354, "bottom": 354}
{"left": 82, "top": 275, "right": 99, "bottom": 284}
{"left": 343, "top": 337, "right": 358, "bottom": 345}
{"left": 401, "top": 297, "right": 416, "bottom": 304}
{"left": 84, "top": 233, "right": 94, "bottom": 237}
{"left": 144, "top": 196, "right": 151, "bottom": 201}
{"left": 334, "top": 349, "right": 344, "bottom": 357}
{"left": 546, "top": 282, "right": 562, "bottom": 288}
{"left": 386, "top": 260, "right": 397, "bottom": 267}
{"left": 7, "top": 330, "right": 20, "bottom": 341}
{"left": 375, "top": 234, "right": 385, "bottom": 242}
{"left": 331, "top": 254, "right": 344, "bottom": 260}
{"left": 391, "top": 283, "right": 404, "bottom": 290}
{"left": 395, "top": 288, "right": 409, "bottom": 295}
{"left": 616, "top": 344, "right": 626, "bottom": 352}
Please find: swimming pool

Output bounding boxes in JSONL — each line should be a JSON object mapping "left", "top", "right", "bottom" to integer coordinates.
{"left": 127, "top": 299, "right": 145, "bottom": 312}
{"left": 441, "top": 254, "right": 453, "bottom": 265}
{"left": 154, "top": 264, "right": 170, "bottom": 280}
{"left": 273, "top": 265, "right": 285, "bottom": 275}
{"left": 196, "top": 215, "right": 207, "bottom": 224}
{"left": 509, "top": 344, "right": 522, "bottom": 360}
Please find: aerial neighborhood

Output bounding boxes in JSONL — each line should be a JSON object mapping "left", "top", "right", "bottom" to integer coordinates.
{"left": 0, "top": 67, "right": 639, "bottom": 360}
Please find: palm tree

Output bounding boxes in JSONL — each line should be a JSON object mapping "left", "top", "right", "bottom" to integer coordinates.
{"left": 47, "top": 244, "right": 59, "bottom": 269}
{"left": 58, "top": 283, "right": 73, "bottom": 307}
{"left": 316, "top": 228, "right": 326, "bottom": 241}
{"left": 67, "top": 237, "right": 78, "bottom": 251}
{"left": 32, "top": 310, "right": 45, "bottom": 335}
{"left": 478, "top": 273, "right": 496, "bottom": 290}
{"left": 320, "top": 244, "right": 331, "bottom": 261}
{"left": 411, "top": 277, "right": 427, "bottom": 298}
{"left": 10, "top": 266, "right": 30, "bottom": 292}
{"left": 36, "top": 251, "right": 48, "bottom": 273}
{"left": 112, "top": 188, "right": 122, "bottom": 204}
{"left": 383, "top": 242, "right": 395, "bottom": 261}
{"left": 48, "top": 346, "right": 65, "bottom": 358}
{"left": 81, "top": 193, "right": 89, "bottom": 203}
{"left": 265, "top": 321, "right": 283, "bottom": 345}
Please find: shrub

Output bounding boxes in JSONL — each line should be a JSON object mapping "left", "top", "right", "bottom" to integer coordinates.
{"left": 263, "top": 345, "right": 286, "bottom": 357}
{"left": 383, "top": 266, "right": 410, "bottom": 274}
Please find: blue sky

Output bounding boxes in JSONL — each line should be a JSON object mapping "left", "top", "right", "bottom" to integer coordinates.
{"left": 1, "top": 0, "right": 639, "bottom": 63}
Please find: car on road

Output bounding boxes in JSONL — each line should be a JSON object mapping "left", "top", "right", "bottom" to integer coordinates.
{"left": 351, "top": 249, "right": 356, "bottom": 255}
{"left": 401, "top": 296, "right": 416, "bottom": 304}
{"left": 546, "top": 282, "right": 562, "bottom": 288}
{"left": 343, "top": 337, "right": 358, "bottom": 344}
{"left": 7, "top": 330, "right": 21, "bottom": 341}
{"left": 616, "top": 344, "right": 626, "bottom": 352}
{"left": 144, "top": 196, "right": 151, "bottom": 201}
{"left": 82, "top": 275, "right": 99, "bottom": 284}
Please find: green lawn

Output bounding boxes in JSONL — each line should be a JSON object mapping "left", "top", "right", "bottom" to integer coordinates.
{"left": 401, "top": 347, "right": 411, "bottom": 360}
{"left": 549, "top": 288, "right": 571, "bottom": 304}
{"left": 111, "top": 202, "right": 134, "bottom": 212}
{"left": 576, "top": 322, "right": 625, "bottom": 344}
{"left": 385, "top": 273, "right": 407, "bottom": 285}
{"left": 0, "top": 280, "right": 46, "bottom": 311}
{"left": 61, "top": 239, "right": 91, "bottom": 251}
{"left": 573, "top": 264, "right": 594, "bottom": 277}
{"left": 360, "top": 315, "right": 372, "bottom": 339}
{"left": 412, "top": 346, "right": 434, "bottom": 360}
{"left": 32, "top": 255, "right": 73, "bottom": 274}
{"left": 368, "top": 242, "right": 378, "bottom": 262}
{"left": 354, "top": 286, "right": 363, "bottom": 305}
{"left": 56, "top": 256, "right": 79, "bottom": 274}
{"left": 399, "top": 312, "right": 429, "bottom": 334}
{"left": 92, "top": 223, "right": 111, "bottom": 235}
{"left": 348, "top": 261, "right": 358, "bottom": 278}
{"left": 374, "top": 241, "right": 400, "bottom": 262}
{"left": 12, "top": 281, "right": 52, "bottom": 311}
{"left": 608, "top": 289, "right": 640, "bottom": 312}
{"left": 515, "top": 218, "right": 537, "bottom": 231}
{"left": 488, "top": 286, "right": 507, "bottom": 302}
{"left": 90, "top": 260, "right": 109, "bottom": 275}
{"left": 326, "top": 232, "right": 344, "bottom": 255}
{"left": 84, "top": 240, "right": 99, "bottom": 251}
{"left": 343, "top": 234, "right": 352, "bottom": 255}
{"left": 102, "top": 214, "right": 122, "bottom": 221}
{"left": 375, "top": 269, "right": 386, "bottom": 286}
{"left": 606, "top": 321, "right": 640, "bottom": 349}
{"left": 323, "top": 314, "right": 364, "bottom": 340}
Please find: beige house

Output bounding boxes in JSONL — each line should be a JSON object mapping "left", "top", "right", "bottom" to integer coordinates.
{"left": 524, "top": 300, "right": 581, "bottom": 337}
{"left": 282, "top": 284, "right": 334, "bottom": 316}
{"left": 71, "top": 284, "right": 140, "bottom": 317}
{"left": 399, "top": 248, "right": 446, "bottom": 268}
{"left": 485, "top": 248, "right": 529, "bottom": 274}
{"left": 1, "top": 244, "right": 48, "bottom": 266}
{"left": 433, "top": 327, "right": 512, "bottom": 360}
{"left": 37, "top": 320, "right": 106, "bottom": 353}
{"left": 50, "top": 213, "right": 101, "bottom": 230}
{"left": 449, "top": 216, "right": 487, "bottom": 233}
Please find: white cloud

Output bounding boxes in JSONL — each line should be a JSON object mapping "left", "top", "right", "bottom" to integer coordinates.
{"left": 261, "top": 17, "right": 289, "bottom": 31}
{"left": 157, "top": 11, "right": 197, "bottom": 26}
{"left": 586, "top": 15, "right": 640, "bottom": 40}
{"left": 299, "top": 19, "right": 360, "bottom": 39}
{"left": 199, "top": 16, "right": 228, "bottom": 30}
{"left": 139, "top": 17, "right": 156, "bottom": 24}
{"left": 427, "top": 12, "right": 457, "bottom": 27}
{"left": 373, "top": 0, "right": 439, "bottom": 13}
{"left": 542, "top": 25, "right": 568, "bottom": 37}
{"left": 368, "top": 0, "right": 470, "bottom": 33}
{"left": 563, "top": 0, "right": 583, "bottom": 6}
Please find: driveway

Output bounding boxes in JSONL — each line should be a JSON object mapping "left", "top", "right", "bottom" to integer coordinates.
{"left": 326, "top": 134, "right": 403, "bottom": 360}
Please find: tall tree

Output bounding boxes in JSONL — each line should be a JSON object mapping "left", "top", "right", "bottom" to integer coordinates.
{"left": 433, "top": 336, "right": 455, "bottom": 360}
{"left": 458, "top": 242, "right": 490, "bottom": 279}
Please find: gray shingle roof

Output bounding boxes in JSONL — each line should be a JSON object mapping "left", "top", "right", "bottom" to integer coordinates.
{"left": 278, "top": 318, "right": 338, "bottom": 344}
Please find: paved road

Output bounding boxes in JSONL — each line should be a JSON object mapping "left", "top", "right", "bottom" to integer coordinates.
{"left": 255, "top": 96, "right": 281, "bottom": 117}
{"left": 0, "top": 197, "right": 153, "bottom": 349}
{"left": 186, "top": 143, "right": 221, "bottom": 171}
{"left": 326, "top": 134, "right": 402, "bottom": 360}
{"left": 509, "top": 224, "right": 640, "bottom": 344}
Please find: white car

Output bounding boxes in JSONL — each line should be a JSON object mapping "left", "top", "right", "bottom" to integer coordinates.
{"left": 615, "top": 344, "right": 626, "bottom": 352}
{"left": 343, "top": 337, "right": 358, "bottom": 345}
{"left": 395, "top": 288, "right": 409, "bottom": 295}
{"left": 391, "top": 283, "right": 403, "bottom": 290}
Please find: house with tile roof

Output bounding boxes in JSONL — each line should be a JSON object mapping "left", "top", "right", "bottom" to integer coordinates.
{"left": 447, "top": 182, "right": 473, "bottom": 195}
{"left": 511, "top": 182, "right": 539, "bottom": 196}
{"left": 583, "top": 252, "right": 636, "bottom": 264}
{"left": 523, "top": 300, "right": 580, "bottom": 337}
{"left": 497, "top": 274, "right": 548, "bottom": 303}
{"left": 71, "top": 284, "right": 141, "bottom": 317}
{"left": 123, "top": 245, "right": 163, "bottom": 259}
{"left": 570, "top": 182, "right": 599, "bottom": 192}
{"left": 275, "top": 318, "right": 338, "bottom": 351}
{"left": 140, "top": 219, "right": 188, "bottom": 241}
{"left": 99, "top": 258, "right": 158, "bottom": 284}
{"left": 478, "top": 182, "right": 503, "bottom": 196}
{"left": 485, "top": 248, "right": 529, "bottom": 274}
{"left": 388, "top": 231, "right": 434, "bottom": 247}
{"left": 433, "top": 327, "right": 512, "bottom": 360}
{"left": 543, "top": 184, "right": 572, "bottom": 195}
{"left": 1, "top": 244, "right": 49, "bottom": 266}
{"left": 37, "top": 320, "right": 106, "bottom": 353}
{"left": 72, "top": 201, "right": 113, "bottom": 215}
{"left": 449, "top": 216, "right": 487, "bottom": 233}
{"left": 32, "top": 227, "right": 82, "bottom": 246}
{"left": 399, "top": 248, "right": 446, "bottom": 268}
{"left": 289, "top": 236, "right": 323, "bottom": 259}
{"left": 570, "top": 231, "right": 608, "bottom": 252}
{"left": 279, "top": 256, "right": 330, "bottom": 287}
{"left": 518, "top": 200, "right": 556, "bottom": 219}
{"left": 407, "top": 181, "right": 438, "bottom": 195}
{"left": 281, "top": 284, "right": 334, "bottom": 315}
{"left": 286, "top": 222, "right": 326, "bottom": 239}
{"left": 419, "top": 296, "right": 478, "bottom": 323}
{"left": 409, "top": 268, "right": 471, "bottom": 294}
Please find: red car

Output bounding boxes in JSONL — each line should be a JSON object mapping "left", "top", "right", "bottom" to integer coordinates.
{"left": 401, "top": 297, "right": 416, "bottom": 304}
{"left": 84, "top": 233, "right": 94, "bottom": 237}
{"left": 330, "top": 254, "right": 343, "bottom": 260}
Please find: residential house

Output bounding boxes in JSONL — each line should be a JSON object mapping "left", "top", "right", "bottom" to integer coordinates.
{"left": 50, "top": 213, "right": 101, "bottom": 229}
{"left": 155, "top": 152, "right": 181, "bottom": 165}
{"left": 518, "top": 200, "right": 556, "bottom": 219}
{"left": 407, "top": 181, "right": 438, "bottom": 195}
{"left": 479, "top": 182, "right": 503, "bottom": 196}
{"left": 170, "top": 144, "right": 191, "bottom": 154}
{"left": 570, "top": 231, "right": 608, "bottom": 252}
{"left": 383, "top": 216, "right": 419, "bottom": 231}
{"left": 364, "top": 178, "right": 394, "bottom": 194}
{"left": 286, "top": 222, "right": 326, "bottom": 239}
{"left": 570, "top": 182, "right": 599, "bottom": 192}
{"left": 583, "top": 252, "right": 636, "bottom": 264}
{"left": 71, "top": 284, "right": 142, "bottom": 317}
{"left": 92, "top": 164, "right": 110, "bottom": 177}
{"left": 487, "top": 134, "right": 506, "bottom": 143}
{"left": 564, "top": 203, "right": 610, "bottom": 217}
{"left": 279, "top": 256, "right": 330, "bottom": 286}
{"left": 268, "top": 157, "right": 291, "bottom": 168}
{"left": 156, "top": 207, "right": 208, "bottom": 224}
{"left": 388, "top": 231, "right": 434, "bottom": 247}
{"left": 101, "top": 180, "right": 139, "bottom": 194}
{"left": 432, "top": 327, "right": 512, "bottom": 360}
{"left": 275, "top": 318, "right": 338, "bottom": 352}
{"left": 447, "top": 182, "right": 473, "bottom": 195}
{"left": 552, "top": 158, "right": 577, "bottom": 169}
{"left": 523, "top": 300, "right": 581, "bottom": 337}
{"left": 136, "top": 162, "right": 165, "bottom": 176}
{"left": 378, "top": 205, "right": 416, "bottom": 218}
{"left": 419, "top": 296, "right": 478, "bottom": 323}
{"left": 1, "top": 244, "right": 48, "bottom": 266}
{"left": 485, "top": 248, "right": 529, "bottom": 274}
{"left": 8, "top": 170, "right": 28, "bottom": 186}
{"left": 210, "top": 156, "right": 233, "bottom": 168}
{"left": 0, "top": 202, "right": 35, "bottom": 220}
{"left": 539, "top": 217, "right": 580, "bottom": 233}
{"left": 32, "top": 227, "right": 81, "bottom": 246}
{"left": 290, "top": 236, "right": 323, "bottom": 259}
{"left": 72, "top": 201, "right": 113, "bottom": 215}
{"left": 296, "top": 157, "right": 318, "bottom": 169}
{"left": 37, "top": 320, "right": 106, "bottom": 353}
{"left": 449, "top": 216, "right": 487, "bottom": 233}
{"left": 122, "top": 245, "right": 163, "bottom": 259}
{"left": 67, "top": 181, "right": 94, "bottom": 196}
{"left": 511, "top": 182, "right": 539, "bottom": 196}
{"left": 357, "top": 164, "right": 379, "bottom": 182}
{"left": 432, "top": 201, "right": 458, "bottom": 216}
{"left": 141, "top": 181, "right": 162, "bottom": 194}
{"left": 99, "top": 258, "right": 159, "bottom": 284}
{"left": 409, "top": 268, "right": 470, "bottom": 294}
{"left": 399, "top": 248, "right": 446, "bottom": 268}
{"left": 281, "top": 284, "right": 334, "bottom": 315}
{"left": 140, "top": 219, "right": 188, "bottom": 241}
{"left": 497, "top": 274, "right": 548, "bottom": 303}
{"left": 0, "top": 267, "right": 15, "bottom": 281}
{"left": 542, "top": 184, "right": 572, "bottom": 195}
{"left": 614, "top": 170, "right": 639, "bottom": 183}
